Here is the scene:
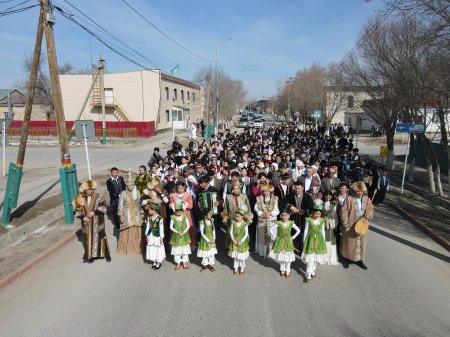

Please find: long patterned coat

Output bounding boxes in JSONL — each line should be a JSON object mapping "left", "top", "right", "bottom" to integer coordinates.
{"left": 340, "top": 195, "right": 373, "bottom": 261}
{"left": 74, "top": 192, "right": 111, "bottom": 261}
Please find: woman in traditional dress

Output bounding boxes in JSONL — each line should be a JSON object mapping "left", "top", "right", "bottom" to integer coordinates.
{"left": 197, "top": 211, "right": 217, "bottom": 272}
{"left": 340, "top": 181, "right": 373, "bottom": 270}
{"left": 269, "top": 211, "right": 300, "bottom": 278}
{"left": 117, "top": 170, "right": 143, "bottom": 256}
{"left": 169, "top": 181, "right": 196, "bottom": 247}
{"left": 135, "top": 165, "right": 152, "bottom": 195}
{"left": 144, "top": 199, "right": 165, "bottom": 270}
{"left": 254, "top": 184, "right": 279, "bottom": 258}
{"left": 321, "top": 190, "right": 339, "bottom": 265}
{"left": 228, "top": 209, "right": 250, "bottom": 275}
{"left": 73, "top": 179, "right": 111, "bottom": 262}
{"left": 302, "top": 204, "right": 327, "bottom": 282}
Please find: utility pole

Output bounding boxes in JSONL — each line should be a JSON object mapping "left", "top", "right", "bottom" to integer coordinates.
{"left": 1, "top": 3, "right": 44, "bottom": 227}
{"left": 99, "top": 56, "right": 107, "bottom": 144}
{"left": 42, "top": 0, "right": 71, "bottom": 167}
{"left": 2, "top": 0, "right": 78, "bottom": 226}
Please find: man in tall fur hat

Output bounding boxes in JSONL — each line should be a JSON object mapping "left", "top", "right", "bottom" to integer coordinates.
{"left": 73, "top": 179, "right": 111, "bottom": 262}
{"left": 339, "top": 181, "right": 373, "bottom": 269}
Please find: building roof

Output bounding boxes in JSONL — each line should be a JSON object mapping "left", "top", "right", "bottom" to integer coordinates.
{"left": 161, "top": 73, "right": 201, "bottom": 90}
{"left": 0, "top": 89, "right": 19, "bottom": 101}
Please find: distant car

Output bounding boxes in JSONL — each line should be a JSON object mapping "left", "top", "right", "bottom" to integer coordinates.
{"left": 252, "top": 119, "right": 264, "bottom": 128}
{"left": 239, "top": 117, "right": 249, "bottom": 127}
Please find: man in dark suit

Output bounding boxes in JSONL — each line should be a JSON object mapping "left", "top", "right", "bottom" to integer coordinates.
{"left": 285, "top": 181, "right": 313, "bottom": 251}
{"left": 147, "top": 147, "right": 163, "bottom": 169}
{"left": 274, "top": 172, "right": 293, "bottom": 212}
{"left": 106, "top": 167, "right": 126, "bottom": 228}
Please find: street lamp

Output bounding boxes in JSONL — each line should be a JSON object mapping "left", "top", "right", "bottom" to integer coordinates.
{"left": 215, "top": 37, "right": 232, "bottom": 135}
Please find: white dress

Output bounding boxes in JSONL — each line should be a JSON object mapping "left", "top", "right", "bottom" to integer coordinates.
{"left": 145, "top": 216, "right": 166, "bottom": 263}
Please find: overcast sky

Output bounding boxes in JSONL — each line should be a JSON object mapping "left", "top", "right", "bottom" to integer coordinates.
{"left": 0, "top": 0, "right": 385, "bottom": 100}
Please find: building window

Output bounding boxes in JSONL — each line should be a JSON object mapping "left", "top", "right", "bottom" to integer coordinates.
{"left": 165, "top": 87, "right": 169, "bottom": 100}
{"left": 166, "top": 110, "right": 170, "bottom": 122}
{"left": 192, "top": 92, "right": 195, "bottom": 102}
{"left": 181, "top": 90, "right": 184, "bottom": 102}
{"left": 348, "top": 95, "right": 354, "bottom": 108}
{"left": 187, "top": 92, "right": 190, "bottom": 101}
{"left": 174, "top": 89, "right": 177, "bottom": 100}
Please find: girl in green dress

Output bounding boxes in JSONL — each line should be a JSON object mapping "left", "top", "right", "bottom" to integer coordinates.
{"left": 198, "top": 211, "right": 217, "bottom": 272}
{"left": 269, "top": 211, "right": 301, "bottom": 278}
{"left": 301, "top": 204, "right": 327, "bottom": 282}
{"left": 170, "top": 202, "right": 191, "bottom": 271}
{"left": 228, "top": 209, "right": 250, "bottom": 275}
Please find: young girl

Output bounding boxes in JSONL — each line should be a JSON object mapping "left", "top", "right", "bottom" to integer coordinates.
{"left": 228, "top": 209, "right": 250, "bottom": 275}
{"left": 301, "top": 204, "right": 327, "bottom": 282}
{"left": 170, "top": 202, "right": 191, "bottom": 271}
{"left": 197, "top": 211, "right": 217, "bottom": 272}
{"left": 145, "top": 200, "right": 165, "bottom": 270}
{"left": 269, "top": 211, "right": 301, "bottom": 278}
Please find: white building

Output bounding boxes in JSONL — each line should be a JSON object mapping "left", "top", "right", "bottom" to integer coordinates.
{"left": 325, "top": 86, "right": 377, "bottom": 131}
{"left": 60, "top": 69, "right": 202, "bottom": 131}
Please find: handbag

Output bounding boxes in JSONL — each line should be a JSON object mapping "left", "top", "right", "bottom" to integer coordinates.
{"left": 355, "top": 217, "right": 369, "bottom": 235}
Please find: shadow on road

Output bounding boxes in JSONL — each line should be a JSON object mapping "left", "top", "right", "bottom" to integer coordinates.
{"left": 370, "top": 226, "right": 450, "bottom": 264}
{"left": 9, "top": 179, "right": 61, "bottom": 221}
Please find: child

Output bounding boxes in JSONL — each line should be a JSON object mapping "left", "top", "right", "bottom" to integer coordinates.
{"left": 197, "top": 211, "right": 218, "bottom": 272}
{"left": 145, "top": 200, "right": 165, "bottom": 270}
{"left": 301, "top": 204, "right": 327, "bottom": 282}
{"left": 170, "top": 202, "right": 191, "bottom": 271}
{"left": 228, "top": 209, "right": 250, "bottom": 275}
{"left": 269, "top": 211, "right": 300, "bottom": 278}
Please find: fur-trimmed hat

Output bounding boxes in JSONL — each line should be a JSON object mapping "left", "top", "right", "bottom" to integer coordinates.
{"left": 260, "top": 184, "right": 274, "bottom": 192}
{"left": 352, "top": 181, "right": 367, "bottom": 193}
{"left": 79, "top": 180, "right": 97, "bottom": 193}
{"left": 146, "top": 176, "right": 162, "bottom": 190}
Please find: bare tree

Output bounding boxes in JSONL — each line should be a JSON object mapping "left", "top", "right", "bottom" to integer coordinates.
{"left": 192, "top": 66, "right": 246, "bottom": 127}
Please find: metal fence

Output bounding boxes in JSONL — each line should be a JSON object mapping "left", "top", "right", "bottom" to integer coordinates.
{"left": 7, "top": 127, "right": 137, "bottom": 143}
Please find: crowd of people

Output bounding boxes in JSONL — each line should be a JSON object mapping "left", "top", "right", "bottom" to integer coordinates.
{"left": 73, "top": 122, "right": 390, "bottom": 281}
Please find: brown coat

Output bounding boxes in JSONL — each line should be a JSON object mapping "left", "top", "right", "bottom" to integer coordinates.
{"left": 339, "top": 195, "right": 373, "bottom": 262}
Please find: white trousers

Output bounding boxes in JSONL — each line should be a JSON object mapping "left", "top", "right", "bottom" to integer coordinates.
{"left": 233, "top": 258, "right": 246, "bottom": 271}
{"left": 280, "top": 262, "right": 291, "bottom": 273}
{"left": 306, "top": 260, "right": 317, "bottom": 277}
{"left": 174, "top": 254, "right": 189, "bottom": 264}
{"left": 201, "top": 256, "right": 215, "bottom": 266}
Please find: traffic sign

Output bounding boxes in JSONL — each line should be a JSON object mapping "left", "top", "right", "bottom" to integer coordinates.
{"left": 75, "top": 120, "right": 95, "bottom": 142}
{"left": 313, "top": 110, "right": 321, "bottom": 119}
{"left": 395, "top": 123, "right": 426, "bottom": 133}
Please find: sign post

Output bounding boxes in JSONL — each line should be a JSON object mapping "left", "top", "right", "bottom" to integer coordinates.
{"left": 75, "top": 120, "right": 95, "bottom": 180}
{"left": 395, "top": 123, "right": 424, "bottom": 194}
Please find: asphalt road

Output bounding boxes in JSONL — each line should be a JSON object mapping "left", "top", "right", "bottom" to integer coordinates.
{"left": 0, "top": 202, "right": 449, "bottom": 337}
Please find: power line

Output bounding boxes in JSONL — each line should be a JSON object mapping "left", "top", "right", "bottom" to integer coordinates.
{"left": 0, "top": 2, "right": 38, "bottom": 17}
{"left": 120, "top": 0, "right": 214, "bottom": 63}
{"left": 54, "top": 6, "right": 166, "bottom": 72}
{"left": 59, "top": 0, "right": 170, "bottom": 71}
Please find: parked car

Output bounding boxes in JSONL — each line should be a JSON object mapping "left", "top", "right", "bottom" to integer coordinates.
{"left": 239, "top": 117, "right": 249, "bottom": 127}
{"left": 252, "top": 119, "right": 264, "bottom": 128}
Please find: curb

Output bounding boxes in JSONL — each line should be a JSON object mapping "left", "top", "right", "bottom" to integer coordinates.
{"left": 390, "top": 204, "right": 450, "bottom": 252}
{"left": 0, "top": 229, "right": 80, "bottom": 291}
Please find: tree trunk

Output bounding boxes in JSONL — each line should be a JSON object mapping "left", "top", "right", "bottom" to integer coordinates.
{"left": 417, "top": 133, "right": 436, "bottom": 193}
{"left": 385, "top": 127, "right": 395, "bottom": 171}
{"left": 437, "top": 106, "right": 450, "bottom": 199}
{"left": 408, "top": 133, "right": 416, "bottom": 182}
